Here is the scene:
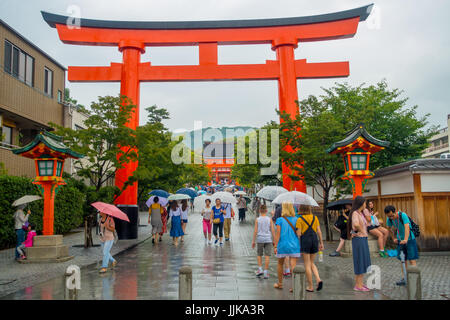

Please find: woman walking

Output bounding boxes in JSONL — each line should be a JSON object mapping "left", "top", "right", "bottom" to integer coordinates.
{"left": 202, "top": 199, "right": 213, "bottom": 245}
{"left": 169, "top": 201, "right": 184, "bottom": 246}
{"left": 148, "top": 196, "right": 164, "bottom": 244}
{"left": 180, "top": 199, "right": 189, "bottom": 242}
{"left": 348, "top": 196, "right": 372, "bottom": 291}
{"left": 99, "top": 212, "right": 117, "bottom": 273}
{"left": 237, "top": 195, "right": 247, "bottom": 222}
{"left": 273, "top": 203, "right": 300, "bottom": 290}
{"left": 13, "top": 204, "right": 30, "bottom": 261}
{"left": 296, "top": 205, "right": 324, "bottom": 292}
{"left": 210, "top": 198, "right": 225, "bottom": 246}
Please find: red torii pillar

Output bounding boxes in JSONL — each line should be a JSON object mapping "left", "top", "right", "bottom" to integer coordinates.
{"left": 42, "top": 5, "right": 372, "bottom": 234}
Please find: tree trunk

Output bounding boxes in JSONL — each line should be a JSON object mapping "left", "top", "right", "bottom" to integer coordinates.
{"left": 322, "top": 191, "right": 331, "bottom": 241}
{"left": 84, "top": 215, "right": 94, "bottom": 248}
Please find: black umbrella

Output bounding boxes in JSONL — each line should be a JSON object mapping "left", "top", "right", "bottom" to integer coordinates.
{"left": 326, "top": 199, "right": 353, "bottom": 211}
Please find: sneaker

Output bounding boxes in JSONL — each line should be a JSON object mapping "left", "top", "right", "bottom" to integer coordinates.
{"left": 379, "top": 250, "right": 386, "bottom": 258}
{"left": 219, "top": 242, "right": 224, "bottom": 246}
{"left": 263, "top": 270, "right": 269, "bottom": 279}
{"left": 111, "top": 261, "right": 117, "bottom": 268}
{"left": 225, "top": 238, "right": 230, "bottom": 241}
{"left": 214, "top": 239, "right": 218, "bottom": 245}
{"left": 396, "top": 279, "right": 406, "bottom": 286}
{"left": 255, "top": 269, "right": 263, "bottom": 277}
{"left": 329, "top": 251, "right": 341, "bottom": 257}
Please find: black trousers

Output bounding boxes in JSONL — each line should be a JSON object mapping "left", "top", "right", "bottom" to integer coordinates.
{"left": 238, "top": 208, "right": 246, "bottom": 221}
{"left": 213, "top": 222, "right": 224, "bottom": 238}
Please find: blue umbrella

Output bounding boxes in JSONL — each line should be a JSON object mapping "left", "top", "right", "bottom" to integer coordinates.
{"left": 176, "top": 188, "right": 198, "bottom": 199}
{"left": 148, "top": 189, "right": 170, "bottom": 198}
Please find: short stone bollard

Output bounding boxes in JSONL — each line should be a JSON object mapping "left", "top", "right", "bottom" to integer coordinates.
{"left": 179, "top": 266, "right": 192, "bottom": 300}
{"left": 65, "top": 265, "right": 81, "bottom": 300}
{"left": 406, "top": 266, "right": 422, "bottom": 300}
{"left": 293, "top": 265, "right": 306, "bottom": 300}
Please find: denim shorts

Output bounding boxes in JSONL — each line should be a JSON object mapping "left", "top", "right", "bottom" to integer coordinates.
{"left": 397, "top": 239, "right": 419, "bottom": 261}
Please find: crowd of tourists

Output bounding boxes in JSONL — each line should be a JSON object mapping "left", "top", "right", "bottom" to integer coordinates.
{"left": 12, "top": 185, "right": 420, "bottom": 293}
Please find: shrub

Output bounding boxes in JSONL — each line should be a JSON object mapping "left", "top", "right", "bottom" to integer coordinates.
{"left": 0, "top": 175, "right": 85, "bottom": 249}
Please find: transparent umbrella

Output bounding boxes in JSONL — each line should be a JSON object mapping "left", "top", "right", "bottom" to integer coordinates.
{"left": 212, "top": 191, "right": 237, "bottom": 204}
{"left": 256, "top": 186, "right": 288, "bottom": 201}
{"left": 194, "top": 195, "right": 213, "bottom": 212}
{"left": 272, "top": 191, "right": 319, "bottom": 207}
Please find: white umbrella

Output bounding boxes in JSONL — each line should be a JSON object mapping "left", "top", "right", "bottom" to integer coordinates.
{"left": 234, "top": 191, "right": 247, "bottom": 196}
{"left": 256, "top": 186, "right": 288, "bottom": 201}
{"left": 212, "top": 191, "right": 237, "bottom": 204}
{"left": 194, "top": 195, "right": 213, "bottom": 212}
{"left": 12, "top": 195, "right": 42, "bottom": 207}
{"left": 272, "top": 191, "right": 319, "bottom": 207}
{"left": 168, "top": 194, "right": 191, "bottom": 201}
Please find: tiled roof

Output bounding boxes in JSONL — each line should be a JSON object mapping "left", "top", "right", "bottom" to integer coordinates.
{"left": 374, "top": 159, "right": 450, "bottom": 178}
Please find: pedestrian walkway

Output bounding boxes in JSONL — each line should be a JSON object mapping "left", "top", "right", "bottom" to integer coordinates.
{"left": 0, "top": 212, "right": 152, "bottom": 298}
{"left": 1, "top": 210, "right": 389, "bottom": 300}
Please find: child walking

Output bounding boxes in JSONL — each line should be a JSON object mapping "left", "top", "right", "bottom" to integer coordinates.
{"left": 16, "top": 223, "right": 37, "bottom": 260}
{"left": 252, "top": 205, "right": 275, "bottom": 279}
{"left": 169, "top": 201, "right": 184, "bottom": 246}
{"left": 202, "top": 199, "right": 213, "bottom": 245}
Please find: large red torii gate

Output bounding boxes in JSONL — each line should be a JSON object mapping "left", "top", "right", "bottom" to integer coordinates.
{"left": 42, "top": 5, "right": 372, "bottom": 234}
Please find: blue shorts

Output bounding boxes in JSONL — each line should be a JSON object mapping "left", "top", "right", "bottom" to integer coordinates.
{"left": 397, "top": 239, "right": 419, "bottom": 261}
{"left": 182, "top": 219, "right": 188, "bottom": 224}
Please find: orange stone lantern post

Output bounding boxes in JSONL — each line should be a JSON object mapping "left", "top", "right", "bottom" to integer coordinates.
{"left": 327, "top": 124, "right": 389, "bottom": 199}
{"left": 12, "top": 131, "right": 84, "bottom": 235}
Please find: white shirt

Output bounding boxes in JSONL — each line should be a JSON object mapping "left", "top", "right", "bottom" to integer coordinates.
{"left": 169, "top": 207, "right": 181, "bottom": 218}
{"left": 14, "top": 209, "right": 29, "bottom": 230}
{"left": 224, "top": 204, "right": 232, "bottom": 219}
{"left": 180, "top": 207, "right": 189, "bottom": 220}
{"left": 202, "top": 207, "right": 212, "bottom": 220}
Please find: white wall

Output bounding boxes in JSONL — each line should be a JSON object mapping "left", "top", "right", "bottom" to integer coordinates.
{"left": 420, "top": 172, "right": 450, "bottom": 192}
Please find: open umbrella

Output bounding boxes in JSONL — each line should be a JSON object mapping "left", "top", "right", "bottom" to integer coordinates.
{"left": 176, "top": 188, "right": 197, "bottom": 199}
{"left": 256, "top": 186, "right": 288, "bottom": 201}
{"left": 148, "top": 189, "right": 170, "bottom": 198}
{"left": 326, "top": 199, "right": 353, "bottom": 211}
{"left": 91, "top": 202, "right": 130, "bottom": 222}
{"left": 146, "top": 196, "right": 168, "bottom": 208}
{"left": 194, "top": 194, "right": 213, "bottom": 211}
{"left": 197, "top": 190, "right": 207, "bottom": 195}
{"left": 168, "top": 194, "right": 191, "bottom": 201}
{"left": 212, "top": 191, "right": 237, "bottom": 204}
{"left": 234, "top": 191, "right": 247, "bottom": 196}
{"left": 272, "top": 191, "right": 319, "bottom": 207}
{"left": 12, "top": 195, "right": 42, "bottom": 207}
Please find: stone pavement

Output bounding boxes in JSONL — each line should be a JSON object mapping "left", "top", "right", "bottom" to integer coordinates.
{"left": 0, "top": 212, "right": 152, "bottom": 298}
{"left": 1, "top": 210, "right": 390, "bottom": 300}
{"left": 323, "top": 231, "right": 450, "bottom": 300}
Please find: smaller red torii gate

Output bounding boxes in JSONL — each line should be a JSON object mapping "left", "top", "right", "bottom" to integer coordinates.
{"left": 42, "top": 5, "right": 372, "bottom": 235}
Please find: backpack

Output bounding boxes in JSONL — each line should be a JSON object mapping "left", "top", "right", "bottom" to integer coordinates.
{"left": 398, "top": 212, "right": 420, "bottom": 238}
{"left": 334, "top": 214, "right": 347, "bottom": 231}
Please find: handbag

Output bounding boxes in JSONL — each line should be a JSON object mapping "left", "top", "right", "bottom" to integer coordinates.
{"left": 213, "top": 218, "right": 221, "bottom": 224}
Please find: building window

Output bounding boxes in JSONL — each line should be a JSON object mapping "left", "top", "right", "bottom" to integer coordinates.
{"left": 4, "top": 40, "right": 34, "bottom": 86}
{"left": 1, "top": 125, "right": 13, "bottom": 145}
{"left": 44, "top": 67, "right": 53, "bottom": 96}
{"left": 57, "top": 90, "right": 62, "bottom": 103}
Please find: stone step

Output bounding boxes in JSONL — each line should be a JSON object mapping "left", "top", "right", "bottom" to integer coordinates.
{"left": 25, "top": 245, "right": 69, "bottom": 260}
{"left": 33, "top": 235, "right": 63, "bottom": 247}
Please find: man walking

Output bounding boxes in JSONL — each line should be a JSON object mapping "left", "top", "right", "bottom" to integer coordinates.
{"left": 237, "top": 195, "right": 247, "bottom": 222}
{"left": 223, "top": 203, "right": 235, "bottom": 241}
{"left": 385, "top": 205, "right": 419, "bottom": 286}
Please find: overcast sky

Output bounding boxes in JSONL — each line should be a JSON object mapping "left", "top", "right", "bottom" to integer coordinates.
{"left": 1, "top": 0, "right": 449, "bottom": 133}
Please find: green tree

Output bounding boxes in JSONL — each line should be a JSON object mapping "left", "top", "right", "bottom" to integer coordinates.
{"left": 50, "top": 95, "right": 138, "bottom": 194}
{"left": 279, "top": 80, "right": 436, "bottom": 240}
{"left": 231, "top": 121, "right": 282, "bottom": 187}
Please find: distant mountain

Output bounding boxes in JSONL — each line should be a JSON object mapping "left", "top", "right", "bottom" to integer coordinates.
{"left": 172, "top": 126, "right": 256, "bottom": 151}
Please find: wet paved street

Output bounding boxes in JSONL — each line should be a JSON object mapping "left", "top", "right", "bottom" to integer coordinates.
{"left": 2, "top": 211, "right": 389, "bottom": 300}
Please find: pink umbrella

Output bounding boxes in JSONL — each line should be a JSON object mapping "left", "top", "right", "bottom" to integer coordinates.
{"left": 91, "top": 202, "right": 130, "bottom": 222}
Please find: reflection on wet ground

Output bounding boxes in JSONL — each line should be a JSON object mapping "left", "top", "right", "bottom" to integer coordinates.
{"left": 2, "top": 212, "right": 389, "bottom": 300}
